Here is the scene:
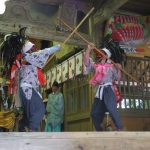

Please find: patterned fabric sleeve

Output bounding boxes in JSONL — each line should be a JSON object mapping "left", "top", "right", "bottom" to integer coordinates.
{"left": 113, "top": 65, "right": 121, "bottom": 81}
{"left": 25, "top": 45, "right": 61, "bottom": 68}
{"left": 21, "top": 86, "right": 33, "bottom": 100}
{"left": 83, "top": 51, "right": 94, "bottom": 75}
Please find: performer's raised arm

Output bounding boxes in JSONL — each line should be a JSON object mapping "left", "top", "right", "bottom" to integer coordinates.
{"left": 23, "top": 41, "right": 61, "bottom": 68}
{"left": 83, "top": 44, "right": 95, "bottom": 74}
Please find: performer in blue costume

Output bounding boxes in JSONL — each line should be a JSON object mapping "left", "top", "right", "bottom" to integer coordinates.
{"left": 0, "top": 28, "right": 61, "bottom": 131}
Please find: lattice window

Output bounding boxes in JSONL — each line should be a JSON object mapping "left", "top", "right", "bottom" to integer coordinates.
{"left": 117, "top": 56, "right": 150, "bottom": 110}
{"left": 118, "top": 98, "right": 150, "bottom": 110}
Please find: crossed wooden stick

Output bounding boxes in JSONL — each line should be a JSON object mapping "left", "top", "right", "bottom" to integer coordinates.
{"left": 45, "top": 7, "right": 139, "bottom": 84}
{"left": 60, "top": 8, "right": 139, "bottom": 83}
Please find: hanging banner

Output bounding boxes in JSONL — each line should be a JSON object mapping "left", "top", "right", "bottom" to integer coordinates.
{"left": 68, "top": 56, "right": 75, "bottom": 79}
{"left": 56, "top": 64, "right": 62, "bottom": 84}
{"left": 105, "top": 15, "right": 148, "bottom": 53}
{"left": 62, "top": 60, "right": 69, "bottom": 82}
{"left": 51, "top": 67, "right": 56, "bottom": 87}
{"left": 47, "top": 51, "right": 84, "bottom": 84}
{"left": 46, "top": 70, "right": 51, "bottom": 89}
{"left": 44, "top": 72, "right": 47, "bottom": 89}
{"left": 75, "top": 52, "right": 83, "bottom": 75}
{"left": 41, "top": 87, "right": 43, "bottom": 93}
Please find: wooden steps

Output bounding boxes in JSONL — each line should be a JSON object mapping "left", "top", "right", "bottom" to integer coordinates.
{"left": 0, "top": 132, "right": 150, "bottom": 150}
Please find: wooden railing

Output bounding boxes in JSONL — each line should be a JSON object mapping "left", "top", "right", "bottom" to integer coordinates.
{"left": 117, "top": 56, "right": 150, "bottom": 110}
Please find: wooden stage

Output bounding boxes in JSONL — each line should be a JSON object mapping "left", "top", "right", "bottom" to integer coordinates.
{"left": 0, "top": 132, "right": 150, "bottom": 150}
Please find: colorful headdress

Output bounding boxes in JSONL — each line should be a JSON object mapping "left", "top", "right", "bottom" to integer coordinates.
{"left": 0, "top": 27, "right": 27, "bottom": 76}
{"left": 100, "top": 34, "right": 126, "bottom": 64}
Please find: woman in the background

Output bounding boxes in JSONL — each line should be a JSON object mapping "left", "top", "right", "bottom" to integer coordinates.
{"left": 45, "top": 81, "right": 64, "bottom": 132}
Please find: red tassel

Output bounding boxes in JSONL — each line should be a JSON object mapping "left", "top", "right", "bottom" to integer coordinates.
{"left": 37, "top": 68, "right": 46, "bottom": 86}
{"left": 113, "top": 83, "right": 122, "bottom": 103}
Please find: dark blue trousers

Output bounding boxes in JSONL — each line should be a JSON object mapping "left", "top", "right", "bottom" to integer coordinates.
{"left": 91, "top": 86, "right": 123, "bottom": 131}
{"left": 19, "top": 88, "right": 45, "bottom": 131}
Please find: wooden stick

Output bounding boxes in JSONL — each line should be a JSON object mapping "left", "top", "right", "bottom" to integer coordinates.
{"left": 44, "top": 8, "right": 94, "bottom": 68}
{"left": 62, "top": 7, "right": 95, "bottom": 45}
{"left": 60, "top": 19, "right": 140, "bottom": 83}
{"left": 43, "top": 54, "right": 55, "bottom": 68}
{"left": 59, "top": 19, "right": 90, "bottom": 44}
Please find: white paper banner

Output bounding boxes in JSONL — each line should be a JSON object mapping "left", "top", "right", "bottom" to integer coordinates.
{"left": 43, "top": 72, "right": 47, "bottom": 89}
{"left": 46, "top": 70, "right": 51, "bottom": 89}
{"left": 51, "top": 67, "right": 56, "bottom": 87}
{"left": 75, "top": 52, "right": 83, "bottom": 75}
{"left": 41, "top": 87, "right": 43, "bottom": 93}
{"left": 62, "top": 60, "right": 69, "bottom": 82}
{"left": 68, "top": 56, "right": 75, "bottom": 79}
{"left": 56, "top": 64, "right": 62, "bottom": 83}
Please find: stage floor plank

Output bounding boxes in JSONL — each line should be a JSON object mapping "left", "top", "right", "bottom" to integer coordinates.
{"left": 0, "top": 132, "right": 150, "bottom": 150}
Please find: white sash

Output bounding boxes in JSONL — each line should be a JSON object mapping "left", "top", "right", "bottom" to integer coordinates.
{"left": 95, "top": 82, "right": 112, "bottom": 100}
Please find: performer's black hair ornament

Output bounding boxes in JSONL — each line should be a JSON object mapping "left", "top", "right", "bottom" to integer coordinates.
{"left": 0, "top": 27, "right": 27, "bottom": 76}
{"left": 100, "top": 34, "right": 126, "bottom": 64}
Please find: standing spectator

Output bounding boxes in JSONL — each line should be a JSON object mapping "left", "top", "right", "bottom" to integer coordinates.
{"left": 45, "top": 81, "right": 64, "bottom": 132}
{"left": 19, "top": 42, "right": 61, "bottom": 132}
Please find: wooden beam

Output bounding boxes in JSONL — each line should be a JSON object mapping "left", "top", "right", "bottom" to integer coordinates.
{"left": 0, "top": 21, "right": 88, "bottom": 46}
{"left": 0, "top": 132, "right": 150, "bottom": 150}
{"left": 94, "top": 0, "right": 129, "bottom": 25}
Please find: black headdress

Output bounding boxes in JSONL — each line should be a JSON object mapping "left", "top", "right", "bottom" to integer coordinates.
{"left": 0, "top": 27, "right": 27, "bottom": 76}
{"left": 52, "top": 81, "right": 59, "bottom": 88}
{"left": 100, "top": 34, "right": 126, "bottom": 64}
